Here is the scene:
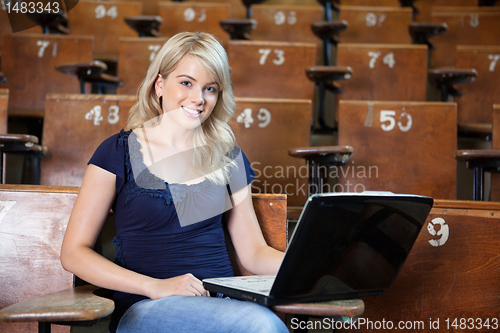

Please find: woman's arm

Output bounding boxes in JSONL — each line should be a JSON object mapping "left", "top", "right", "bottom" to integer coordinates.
{"left": 225, "top": 184, "right": 285, "bottom": 275}
{"left": 60, "top": 164, "right": 207, "bottom": 299}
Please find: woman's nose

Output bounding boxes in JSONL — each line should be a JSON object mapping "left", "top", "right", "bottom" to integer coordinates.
{"left": 190, "top": 88, "right": 204, "bottom": 106}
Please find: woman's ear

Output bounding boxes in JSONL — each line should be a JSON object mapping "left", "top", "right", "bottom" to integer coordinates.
{"left": 154, "top": 74, "right": 163, "bottom": 97}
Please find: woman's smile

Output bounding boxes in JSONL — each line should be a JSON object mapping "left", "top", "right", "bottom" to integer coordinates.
{"left": 182, "top": 105, "right": 202, "bottom": 118}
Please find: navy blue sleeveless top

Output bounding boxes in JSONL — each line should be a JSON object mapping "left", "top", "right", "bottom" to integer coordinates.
{"left": 88, "top": 129, "right": 256, "bottom": 332}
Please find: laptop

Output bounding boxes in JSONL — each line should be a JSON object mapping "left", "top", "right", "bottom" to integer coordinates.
{"left": 203, "top": 191, "right": 433, "bottom": 306}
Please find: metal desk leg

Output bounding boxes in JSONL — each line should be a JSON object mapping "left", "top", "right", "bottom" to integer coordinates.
{"left": 473, "top": 166, "right": 484, "bottom": 201}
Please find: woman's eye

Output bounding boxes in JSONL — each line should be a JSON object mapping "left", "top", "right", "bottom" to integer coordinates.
{"left": 206, "top": 86, "right": 218, "bottom": 93}
{"left": 181, "top": 81, "right": 191, "bottom": 86}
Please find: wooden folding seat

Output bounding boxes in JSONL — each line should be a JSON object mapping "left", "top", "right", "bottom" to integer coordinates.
{"left": 250, "top": 4, "right": 323, "bottom": 50}
{"left": 0, "top": 9, "right": 11, "bottom": 54}
{"left": 0, "top": 33, "right": 93, "bottom": 118}
{"left": 198, "top": 0, "right": 247, "bottom": 19}
{"left": 0, "top": 89, "right": 47, "bottom": 184}
{"left": 227, "top": 40, "right": 317, "bottom": 100}
{"left": 414, "top": 0, "right": 478, "bottom": 22}
{"left": 337, "top": 101, "right": 457, "bottom": 199}
{"left": 359, "top": 199, "right": 500, "bottom": 332}
{"left": 229, "top": 98, "right": 312, "bottom": 207}
{"left": 157, "top": 2, "right": 231, "bottom": 46}
{"left": 338, "top": 5, "right": 413, "bottom": 44}
{"left": 490, "top": 104, "right": 500, "bottom": 201}
{"left": 124, "top": 15, "right": 163, "bottom": 37}
{"left": 0, "top": 185, "right": 81, "bottom": 333}
{"left": 67, "top": 0, "right": 142, "bottom": 61}
{"left": 116, "top": 37, "right": 169, "bottom": 95}
{"left": 455, "top": 104, "right": 500, "bottom": 201}
{"left": 430, "top": 6, "right": 500, "bottom": 68}
{"left": 41, "top": 94, "right": 134, "bottom": 186}
{"left": 454, "top": 45, "right": 500, "bottom": 130}
{"left": 0, "top": 11, "right": 42, "bottom": 54}
{"left": 336, "top": 43, "right": 428, "bottom": 102}
{"left": 339, "top": 0, "right": 401, "bottom": 5}
{"left": 0, "top": 88, "right": 7, "bottom": 134}
{"left": 229, "top": 97, "right": 352, "bottom": 209}
{"left": 0, "top": 188, "right": 364, "bottom": 332}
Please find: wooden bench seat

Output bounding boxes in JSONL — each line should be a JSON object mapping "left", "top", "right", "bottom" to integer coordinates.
{"left": 0, "top": 89, "right": 47, "bottom": 184}
{"left": 250, "top": 4, "right": 323, "bottom": 62}
{"left": 116, "top": 37, "right": 169, "bottom": 95}
{"left": 338, "top": 5, "right": 413, "bottom": 44}
{"left": 456, "top": 104, "right": 500, "bottom": 201}
{"left": 413, "top": 0, "right": 477, "bottom": 22}
{"left": 338, "top": 101, "right": 457, "bottom": 199}
{"left": 0, "top": 33, "right": 94, "bottom": 118}
{"left": 0, "top": 185, "right": 79, "bottom": 333}
{"left": 359, "top": 199, "right": 500, "bottom": 332}
{"left": 41, "top": 94, "right": 134, "bottom": 186}
{"left": 454, "top": 45, "right": 500, "bottom": 130}
{"left": 0, "top": 186, "right": 364, "bottom": 333}
{"left": 336, "top": 43, "right": 428, "bottom": 102}
{"left": 430, "top": 6, "right": 500, "bottom": 68}
{"left": 228, "top": 40, "right": 317, "bottom": 100}
{"left": 67, "top": 0, "right": 142, "bottom": 62}
{"left": 157, "top": 2, "right": 231, "bottom": 46}
{"left": 229, "top": 98, "right": 312, "bottom": 208}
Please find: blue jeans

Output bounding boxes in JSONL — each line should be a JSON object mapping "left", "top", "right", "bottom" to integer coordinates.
{"left": 116, "top": 296, "right": 289, "bottom": 333}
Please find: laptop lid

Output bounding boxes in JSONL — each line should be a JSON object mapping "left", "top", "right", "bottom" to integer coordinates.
{"left": 269, "top": 192, "right": 433, "bottom": 302}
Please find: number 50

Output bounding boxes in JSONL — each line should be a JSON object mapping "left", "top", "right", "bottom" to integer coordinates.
{"left": 380, "top": 110, "right": 412, "bottom": 132}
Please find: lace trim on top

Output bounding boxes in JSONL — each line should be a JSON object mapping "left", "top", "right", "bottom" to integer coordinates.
{"left": 120, "top": 129, "right": 211, "bottom": 205}
{"left": 112, "top": 236, "right": 126, "bottom": 267}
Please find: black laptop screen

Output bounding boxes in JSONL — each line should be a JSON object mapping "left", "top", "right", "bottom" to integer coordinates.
{"left": 270, "top": 193, "right": 433, "bottom": 300}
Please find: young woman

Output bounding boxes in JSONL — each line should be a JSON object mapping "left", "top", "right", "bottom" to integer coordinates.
{"left": 60, "top": 32, "right": 288, "bottom": 332}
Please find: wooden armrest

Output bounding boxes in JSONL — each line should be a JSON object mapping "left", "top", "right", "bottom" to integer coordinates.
{"left": 0, "top": 134, "right": 39, "bottom": 145}
{"left": 124, "top": 16, "right": 163, "bottom": 37}
{"left": 455, "top": 150, "right": 500, "bottom": 171}
{"left": 457, "top": 123, "right": 492, "bottom": 138}
{"left": 55, "top": 61, "right": 123, "bottom": 90}
{"left": 55, "top": 61, "right": 107, "bottom": 78}
{"left": 289, "top": 146, "right": 353, "bottom": 166}
{"left": 273, "top": 298, "right": 364, "bottom": 318}
{"left": 428, "top": 68, "right": 477, "bottom": 86}
{"left": 428, "top": 68, "right": 477, "bottom": 100}
{"left": 0, "top": 134, "right": 48, "bottom": 157}
{"left": 26, "top": 11, "right": 70, "bottom": 34}
{"left": 478, "top": 0, "right": 499, "bottom": 5}
{"left": 409, "top": 22, "right": 447, "bottom": 50}
{"left": 220, "top": 19, "right": 255, "bottom": 40}
{"left": 0, "top": 285, "right": 114, "bottom": 323}
{"left": 311, "top": 20, "right": 348, "bottom": 44}
{"left": 305, "top": 66, "right": 352, "bottom": 83}
{"left": 84, "top": 72, "right": 123, "bottom": 86}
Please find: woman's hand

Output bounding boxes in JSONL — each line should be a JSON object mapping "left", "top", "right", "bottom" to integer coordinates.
{"left": 147, "top": 273, "right": 208, "bottom": 300}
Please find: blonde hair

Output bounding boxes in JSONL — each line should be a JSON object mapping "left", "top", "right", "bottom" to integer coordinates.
{"left": 126, "top": 32, "right": 237, "bottom": 185}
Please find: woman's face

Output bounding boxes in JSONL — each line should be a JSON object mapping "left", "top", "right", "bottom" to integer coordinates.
{"left": 155, "top": 54, "right": 220, "bottom": 130}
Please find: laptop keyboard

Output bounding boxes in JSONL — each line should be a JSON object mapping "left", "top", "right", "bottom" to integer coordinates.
{"left": 210, "top": 275, "right": 275, "bottom": 293}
